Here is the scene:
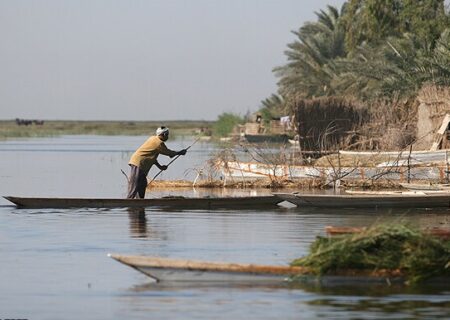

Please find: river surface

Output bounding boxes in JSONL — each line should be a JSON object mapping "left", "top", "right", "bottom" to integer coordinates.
{"left": 0, "top": 135, "right": 449, "bottom": 320}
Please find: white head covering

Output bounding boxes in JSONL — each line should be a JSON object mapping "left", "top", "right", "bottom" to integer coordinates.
{"left": 156, "top": 126, "right": 169, "bottom": 136}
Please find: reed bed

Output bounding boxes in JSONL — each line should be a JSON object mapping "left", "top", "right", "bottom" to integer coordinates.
{"left": 291, "top": 224, "right": 450, "bottom": 284}
{"left": 149, "top": 178, "right": 324, "bottom": 189}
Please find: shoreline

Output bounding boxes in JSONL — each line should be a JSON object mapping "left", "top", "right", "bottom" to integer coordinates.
{"left": 0, "top": 119, "right": 213, "bottom": 140}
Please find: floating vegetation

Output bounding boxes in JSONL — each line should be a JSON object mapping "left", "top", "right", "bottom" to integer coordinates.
{"left": 291, "top": 224, "right": 450, "bottom": 284}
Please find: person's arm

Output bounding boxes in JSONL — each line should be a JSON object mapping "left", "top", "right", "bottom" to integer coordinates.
{"left": 159, "top": 142, "right": 187, "bottom": 158}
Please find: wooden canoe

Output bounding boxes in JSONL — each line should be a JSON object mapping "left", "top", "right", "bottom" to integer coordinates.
{"left": 345, "top": 189, "right": 450, "bottom": 196}
{"left": 344, "top": 190, "right": 424, "bottom": 195}
{"left": 109, "top": 254, "right": 446, "bottom": 285}
{"left": 244, "top": 134, "right": 290, "bottom": 144}
{"left": 400, "top": 182, "right": 450, "bottom": 191}
{"left": 274, "top": 192, "right": 450, "bottom": 208}
{"left": 109, "top": 254, "right": 306, "bottom": 283}
{"left": 3, "top": 195, "right": 281, "bottom": 209}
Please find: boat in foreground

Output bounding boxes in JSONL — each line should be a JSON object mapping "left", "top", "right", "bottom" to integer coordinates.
{"left": 274, "top": 192, "right": 450, "bottom": 208}
{"left": 4, "top": 195, "right": 281, "bottom": 209}
{"left": 109, "top": 254, "right": 305, "bottom": 283}
{"left": 109, "top": 254, "right": 442, "bottom": 285}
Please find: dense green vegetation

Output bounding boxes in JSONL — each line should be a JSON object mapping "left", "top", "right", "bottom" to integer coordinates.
{"left": 291, "top": 224, "right": 450, "bottom": 284}
{"left": 212, "top": 112, "right": 244, "bottom": 137}
{"left": 259, "top": 0, "right": 450, "bottom": 116}
{"left": 0, "top": 120, "right": 213, "bottom": 140}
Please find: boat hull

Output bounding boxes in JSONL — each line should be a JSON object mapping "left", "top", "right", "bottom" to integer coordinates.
{"left": 132, "top": 266, "right": 291, "bottom": 283}
{"left": 109, "top": 254, "right": 304, "bottom": 283}
{"left": 244, "top": 134, "right": 289, "bottom": 144}
{"left": 218, "top": 160, "right": 450, "bottom": 182}
{"left": 274, "top": 192, "right": 450, "bottom": 208}
{"left": 109, "top": 254, "right": 448, "bottom": 286}
{"left": 4, "top": 195, "right": 281, "bottom": 209}
{"left": 400, "top": 183, "right": 450, "bottom": 191}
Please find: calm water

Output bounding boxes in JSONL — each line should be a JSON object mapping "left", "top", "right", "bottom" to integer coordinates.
{"left": 0, "top": 135, "right": 449, "bottom": 320}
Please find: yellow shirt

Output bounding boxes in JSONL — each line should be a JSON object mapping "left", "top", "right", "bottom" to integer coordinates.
{"left": 128, "top": 136, "right": 178, "bottom": 175}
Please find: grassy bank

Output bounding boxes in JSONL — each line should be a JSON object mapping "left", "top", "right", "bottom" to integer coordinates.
{"left": 0, "top": 120, "right": 214, "bottom": 140}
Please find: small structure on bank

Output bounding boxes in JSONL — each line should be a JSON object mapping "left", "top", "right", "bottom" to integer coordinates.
{"left": 215, "top": 86, "right": 450, "bottom": 186}
{"left": 290, "top": 86, "right": 450, "bottom": 152}
{"left": 416, "top": 86, "right": 450, "bottom": 150}
{"left": 239, "top": 113, "right": 293, "bottom": 143}
{"left": 291, "top": 97, "right": 368, "bottom": 152}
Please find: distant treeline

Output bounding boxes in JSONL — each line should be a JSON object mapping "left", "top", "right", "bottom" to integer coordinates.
{"left": 0, "top": 120, "right": 214, "bottom": 140}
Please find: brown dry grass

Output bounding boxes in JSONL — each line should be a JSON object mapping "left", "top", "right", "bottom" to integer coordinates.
{"left": 417, "top": 84, "right": 450, "bottom": 105}
{"left": 148, "top": 178, "right": 323, "bottom": 190}
{"left": 148, "top": 178, "right": 406, "bottom": 190}
{"left": 313, "top": 153, "right": 391, "bottom": 167}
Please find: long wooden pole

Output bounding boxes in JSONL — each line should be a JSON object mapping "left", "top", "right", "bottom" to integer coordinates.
{"left": 147, "top": 137, "right": 201, "bottom": 186}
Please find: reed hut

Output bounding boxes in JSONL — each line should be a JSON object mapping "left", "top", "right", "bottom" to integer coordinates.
{"left": 292, "top": 97, "right": 368, "bottom": 152}
{"left": 415, "top": 85, "right": 450, "bottom": 150}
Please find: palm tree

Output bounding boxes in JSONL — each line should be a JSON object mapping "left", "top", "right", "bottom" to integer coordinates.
{"left": 430, "top": 29, "right": 450, "bottom": 85}
{"left": 340, "top": 0, "right": 403, "bottom": 51}
{"left": 333, "top": 29, "right": 450, "bottom": 101}
{"left": 274, "top": 5, "right": 346, "bottom": 101}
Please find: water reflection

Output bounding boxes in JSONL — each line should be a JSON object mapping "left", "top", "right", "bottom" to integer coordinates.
{"left": 1, "top": 136, "right": 449, "bottom": 319}
{"left": 127, "top": 207, "right": 148, "bottom": 238}
{"left": 291, "top": 282, "right": 450, "bottom": 296}
{"left": 306, "top": 296, "right": 450, "bottom": 319}
{"left": 121, "top": 281, "right": 450, "bottom": 319}
{"left": 129, "top": 281, "right": 291, "bottom": 292}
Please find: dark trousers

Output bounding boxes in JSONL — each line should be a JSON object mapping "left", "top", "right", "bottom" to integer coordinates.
{"left": 127, "top": 164, "right": 148, "bottom": 199}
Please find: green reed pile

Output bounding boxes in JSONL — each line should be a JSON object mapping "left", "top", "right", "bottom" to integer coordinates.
{"left": 291, "top": 224, "right": 450, "bottom": 283}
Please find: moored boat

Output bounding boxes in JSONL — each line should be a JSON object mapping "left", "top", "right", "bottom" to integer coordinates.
{"left": 344, "top": 189, "right": 425, "bottom": 195}
{"left": 218, "top": 160, "right": 450, "bottom": 182}
{"left": 109, "top": 254, "right": 446, "bottom": 285}
{"left": 274, "top": 192, "right": 450, "bottom": 208}
{"left": 400, "top": 182, "right": 450, "bottom": 191}
{"left": 109, "top": 254, "right": 306, "bottom": 283}
{"left": 4, "top": 195, "right": 281, "bottom": 209}
{"left": 345, "top": 189, "right": 450, "bottom": 195}
{"left": 244, "top": 133, "right": 289, "bottom": 144}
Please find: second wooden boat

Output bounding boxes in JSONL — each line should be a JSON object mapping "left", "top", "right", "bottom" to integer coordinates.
{"left": 274, "top": 192, "right": 450, "bottom": 208}
{"left": 109, "top": 254, "right": 440, "bottom": 285}
{"left": 4, "top": 195, "right": 281, "bottom": 210}
{"left": 217, "top": 160, "right": 450, "bottom": 182}
{"left": 109, "top": 254, "right": 306, "bottom": 283}
{"left": 244, "top": 134, "right": 289, "bottom": 144}
{"left": 344, "top": 190, "right": 421, "bottom": 195}
{"left": 400, "top": 182, "right": 450, "bottom": 191}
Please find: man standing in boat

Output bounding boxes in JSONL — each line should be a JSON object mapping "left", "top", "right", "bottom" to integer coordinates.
{"left": 127, "top": 126, "right": 187, "bottom": 199}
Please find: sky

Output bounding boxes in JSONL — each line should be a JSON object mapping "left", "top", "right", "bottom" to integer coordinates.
{"left": 0, "top": 0, "right": 346, "bottom": 121}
